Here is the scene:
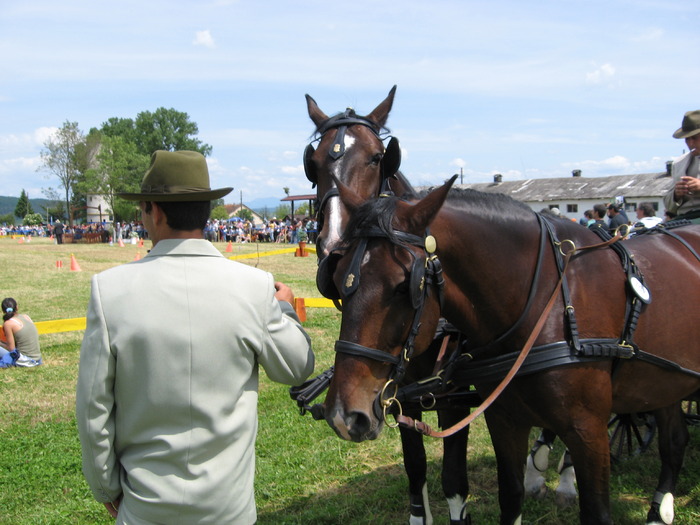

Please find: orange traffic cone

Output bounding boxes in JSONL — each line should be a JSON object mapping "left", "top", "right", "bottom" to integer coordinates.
{"left": 134, "top": 252, "right": 141, "bottom": 261}
{"left": 138, "top": 238, "right": 144, "bottom": 247}
{"left": 225, "top": 241, "right": 233, "bottom": 253}
{"left": 55, "top": 260, "right": 63, "bottom": 269}
{"left": 118, "top": 238, "right": 125, "bottom": 247}
{"left": 70, "top": 254, "right": 82, "bottom": 272}
{"left": 18, "top": 237, "right": 24, "bottom": 244}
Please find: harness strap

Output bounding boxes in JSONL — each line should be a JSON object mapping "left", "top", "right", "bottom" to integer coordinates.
{"left": 396, "top": 241, "right": 576, "bottom": 438}
{"left": 335, "top": 340, "right": 401, "bottom": 365}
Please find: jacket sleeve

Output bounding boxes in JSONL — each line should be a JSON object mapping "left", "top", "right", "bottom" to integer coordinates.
{"left": 257, "top": 276, "right": 314, "bottom": 386}
{"left": 75, "top": 276, "right": 122, "bottom": 503}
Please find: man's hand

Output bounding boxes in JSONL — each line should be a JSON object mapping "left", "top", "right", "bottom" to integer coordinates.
{"left": 104, "top": 497, "right": 121, "bottom": 518}
{"left": 274, "top": 281, "right": 295, "bottom": 304}
{"left": 675, "top": 176, "right": 697, "bottom": 200}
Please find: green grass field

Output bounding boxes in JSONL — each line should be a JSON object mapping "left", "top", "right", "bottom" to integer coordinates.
{"left": 1, "top": 235, "right": 699, "bottom": 524}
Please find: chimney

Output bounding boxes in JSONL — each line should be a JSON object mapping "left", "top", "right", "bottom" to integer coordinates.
{"left": 572, "top": 169, "right": 581, "bottom": 177}
{"left": 666, "top": 161, "right": 673, "bottom": 176}
{"left": 493, "top": 173, "right": 502, "bottom": 183}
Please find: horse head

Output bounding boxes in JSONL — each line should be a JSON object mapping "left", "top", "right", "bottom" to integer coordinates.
{"left": 304, "top": 86, "right": 404, "bottom": 260}
{"left": 321, "top": 176, "right": 457, "bottom": 441}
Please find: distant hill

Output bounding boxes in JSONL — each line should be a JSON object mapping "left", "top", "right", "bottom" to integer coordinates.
{"left": 0, "top": 196, "right": 55, "bottom": 217}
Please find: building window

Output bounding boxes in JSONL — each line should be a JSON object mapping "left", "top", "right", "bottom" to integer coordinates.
{"left": 567, "top": 204, "right": 578, "bottom": 214}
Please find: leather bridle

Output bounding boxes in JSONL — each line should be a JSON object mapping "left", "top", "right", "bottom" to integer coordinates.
{"left": 332, "top": 225, "right": 445, "bottom": 422}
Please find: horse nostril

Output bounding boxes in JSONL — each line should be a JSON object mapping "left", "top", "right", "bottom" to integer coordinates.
{"left": 347, "top": 410, "right": 372, "bottom": 441}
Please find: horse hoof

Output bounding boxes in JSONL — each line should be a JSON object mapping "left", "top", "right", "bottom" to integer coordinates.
{"left": 554, "top": 490, "right": 577, "bottom": 508}
{"left": 450, "top": 514, "right": 472, "bottom": 525}
{"left": 524, "top": 476, "right": 547, "bottom": 499}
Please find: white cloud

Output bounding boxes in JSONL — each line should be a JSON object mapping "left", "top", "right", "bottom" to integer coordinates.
{"left": 193, "top": 30, "right": 216, "bottom": 49}
{"left": 586, "top": 63, "right": 616, "bottom": 85}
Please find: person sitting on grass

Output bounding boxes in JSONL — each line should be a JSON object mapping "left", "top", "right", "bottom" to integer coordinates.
{"left": 0, "top": 297, "right": 42, "bottom": 368}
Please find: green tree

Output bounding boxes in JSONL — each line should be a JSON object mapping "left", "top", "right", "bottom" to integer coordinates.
{"left": 39, "top": 121, "right": 85, "bottom": 227}
{"left": 236, "top": 207, "right": 254, "bottom": 221}
{"left": 274, "top": 204, "right": 291, "bottom": 219}
{"left": 133, "top": 108, "right": 212, "bottom": 156}
{"left": 81, "top": 134, "right": 149, "bottom": 222}
{"left": 14, "top": 189, "right": 34, "bottom": 218}
{"left": 99, "top": 117, "right": 138, "bottom": 144}
{"left": 0, "top": 213, "right": 15, "bottom": 225}
{"left": 41, "top": 187, "right": 66, "bottom": 223}
{"left": 22, "top": 213, "right": 44, "bottom": 226}
{"left": 210, "top": 205, "right": 229, "bottom": 221}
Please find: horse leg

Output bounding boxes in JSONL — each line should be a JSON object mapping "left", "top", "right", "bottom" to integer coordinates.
{"left": 646, "top": 404, "right": 689, "bottom": 525}
{"left": 399, "top": 408, "right": 432, "bottom": 525}
{"left": 559, "top": 417, "right": 613, "bottom": 525}
{"left": 524, "top": 428, "right": 556, "bottom": 498}
{"left": 438, "top": 408, "right": 471, "bottom": 525}
{"left": 485, "top": 409, "right": 531, "bottom": 525}
{"left": 554, "top": 448, "right": 577, "bottom": 507}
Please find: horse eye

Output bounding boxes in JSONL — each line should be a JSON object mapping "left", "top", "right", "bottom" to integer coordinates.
{"left": 370, "top": 153, "right": 383, "bottom": 166}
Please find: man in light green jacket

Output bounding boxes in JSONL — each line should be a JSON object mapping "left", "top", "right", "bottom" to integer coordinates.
{"left": 76, "top": 150, "right": 315, "bottom": 525}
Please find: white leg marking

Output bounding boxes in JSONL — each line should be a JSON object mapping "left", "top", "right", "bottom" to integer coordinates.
{"left": 446, "top": 494, "right": 466, "bottom": 522}
{"left": 422, "top": 483, "right": 432, "bottom": 525}
{"left": 408, "top": 483, "right": 432, "bottom": 525}
{"left": 659, "top": 492, "right": 674, "bottom": 524}
{"left": 554, "top": 452, "right": 577, "bottom": 507}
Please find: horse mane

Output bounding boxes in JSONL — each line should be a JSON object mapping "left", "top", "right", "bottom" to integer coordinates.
{"left": 392, "top": 170, "right": 419, "bottom": 200}
{"left": 418, "top": 185, "right": 535, "bottom": 223}
{"left": 342, "top": 194, "right": 401, "bottom": 246}
{"left": 343, "top": 185, "right": 536, "bottom": 245}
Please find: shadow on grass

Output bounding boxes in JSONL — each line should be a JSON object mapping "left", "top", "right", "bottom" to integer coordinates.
{"left": 258, "top": 427, "right": 700, "bottom": 525}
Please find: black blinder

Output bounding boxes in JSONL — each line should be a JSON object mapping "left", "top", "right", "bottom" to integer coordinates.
{"left": 316, "top": 253, "right": 342, "bottom": 300}
{"left": 381, "top": 136, "right": 401, "bottom": 179}
{"left": 409, "top": 259, "right": 426, "bottom": 309}
{"left": 303, "top": 143, "right": 317, "bottom": 188}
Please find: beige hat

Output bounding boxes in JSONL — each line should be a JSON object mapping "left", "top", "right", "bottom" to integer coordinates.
{"left": 672, "top": 110, "right": 700, "bottom": 139}
{"left": 118, "top": 150, "right": 232, "bottom": 202}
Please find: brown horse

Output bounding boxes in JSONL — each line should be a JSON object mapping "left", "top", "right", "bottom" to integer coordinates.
{"left": 305, "top": 88, "right": 471, "bottom": 524}
{"left": 321, "top": 176, "right": 700, "bottom": 525}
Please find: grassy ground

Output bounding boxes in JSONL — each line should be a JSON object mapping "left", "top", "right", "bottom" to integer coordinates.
{"left": 1, "top": 236, "right": 699, "bottom": 524}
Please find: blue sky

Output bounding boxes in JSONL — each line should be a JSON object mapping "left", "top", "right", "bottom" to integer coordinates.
{"left": 1, "top": 0, "right": 698, "bottom": 206}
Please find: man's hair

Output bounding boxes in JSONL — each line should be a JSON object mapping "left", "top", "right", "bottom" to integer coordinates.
{"left": 593, "top": 203, "right": 607, "bottom": 219}
{"left": 144, "top": 201, "right": 210, "bottom": 231}
{"left": 638, "top": 202, "right": 656, "bottom": 218}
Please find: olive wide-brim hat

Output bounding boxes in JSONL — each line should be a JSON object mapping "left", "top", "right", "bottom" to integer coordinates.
{"left": 117, "top": 150, "right": 233, "bottom": 202}
{"left": 673, "top": 110, "right": 700, "bottom": 139}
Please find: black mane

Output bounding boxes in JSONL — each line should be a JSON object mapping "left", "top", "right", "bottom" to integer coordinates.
{"left": 343, "top": 185, "right": 536, "bottom": 245}
{"left": 342, "top": 194, "right": 401, "bottom": 245}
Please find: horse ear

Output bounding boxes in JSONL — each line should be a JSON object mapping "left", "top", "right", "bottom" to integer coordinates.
{"left": 306, "top": 93, "right": 329, "bottom": 128}
{"left": 365, "top": 85, "right": 397, "bottom": 129}
{"left": 404, "top": 175, "right": 458, "bottom": 231}
{"left": 333, "top": 174, "right": 365, "bottom": 214}
{"left": 303, "top": 144, "right": 317, "bottom": 188}
{"left": 381, "top": 136, "right": 401, "bottom": 179}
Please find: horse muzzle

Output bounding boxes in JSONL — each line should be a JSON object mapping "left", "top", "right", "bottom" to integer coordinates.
{"left": 324, "top": 397, "right": 384, "bottom": 442}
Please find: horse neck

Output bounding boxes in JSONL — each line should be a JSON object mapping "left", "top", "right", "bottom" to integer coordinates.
{"left": 431, "top": 205, "right": 544, "bottom": 346}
